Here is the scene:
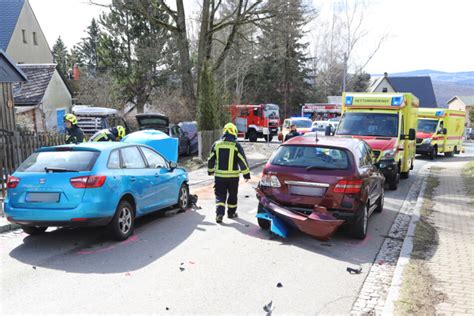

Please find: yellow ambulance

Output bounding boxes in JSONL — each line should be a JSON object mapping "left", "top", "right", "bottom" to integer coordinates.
{"left": 336, "top": 93, "right": 418, "bottom": 190}
{"left": 416, "top": 108, "right": 465, "bottom": 159}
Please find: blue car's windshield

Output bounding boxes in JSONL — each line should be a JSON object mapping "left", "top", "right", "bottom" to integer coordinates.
{"left": 337, "top": 112, "right": 399, "bottom": 137}
{"left": 17, "top": 151, "right": 99, "bottom": 173}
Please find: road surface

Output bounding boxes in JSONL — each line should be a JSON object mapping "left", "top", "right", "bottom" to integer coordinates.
{"left": 1, "top": 144, "right": 472, "bottom": 314}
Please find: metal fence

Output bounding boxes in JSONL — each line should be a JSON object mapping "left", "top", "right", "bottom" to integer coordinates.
{"left": 0, "top": 131, "right": 65, "bottom": 196}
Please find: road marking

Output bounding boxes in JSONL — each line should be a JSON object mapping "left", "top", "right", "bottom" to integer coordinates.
{"left": 247, "top": 208, "right": 257, "bottom": 214}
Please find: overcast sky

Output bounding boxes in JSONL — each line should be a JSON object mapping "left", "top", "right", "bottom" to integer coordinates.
{"left": 29, "top": 0, "right": 474, "bottom": 74}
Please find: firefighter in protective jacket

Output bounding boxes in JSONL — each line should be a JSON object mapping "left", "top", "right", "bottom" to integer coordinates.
{"left": 64, "top": 114, "right": 85, "bottom": 144}
{"left": 90, "top": 125, "right": 126, "bottom": 142}
{"left": 208, "top": 123, "right": 251, "bottom": 223}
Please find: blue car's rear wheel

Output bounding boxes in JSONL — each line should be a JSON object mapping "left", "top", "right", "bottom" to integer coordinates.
{"left": 109, "top": 200, "right": 135, "bottom": 241}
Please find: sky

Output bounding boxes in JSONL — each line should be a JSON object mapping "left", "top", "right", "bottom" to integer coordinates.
{"left": 29, "top": 0, "right": 474, "bottom": 74}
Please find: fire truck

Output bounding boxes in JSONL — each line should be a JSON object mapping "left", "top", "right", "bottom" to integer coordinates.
{"left": 301, "top": 103, "right": 341, "bottom": 120}
{"left": 228, "top": 104, "right": 280, "bottom": 142}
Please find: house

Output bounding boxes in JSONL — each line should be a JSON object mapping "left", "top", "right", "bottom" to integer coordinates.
{"left": 0, "top": 0, "right": 54, "bottom": 64}
{"left": 1, "top": 0, "right": 72, "bottom": 132}
{"left": 447, "top": 96, "right": 474, "bottom": 127}
{"left": 13, "top": 64, "right": 72, "bottom": 132}
{"left": 369, "top": 73, "right": 438, "bottom": 108}
{"left": 0, "top": 49, "right": 27, "bottom": 133}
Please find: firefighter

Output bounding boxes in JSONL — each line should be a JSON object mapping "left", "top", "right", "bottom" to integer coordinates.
{"left": 90, "top": 125, "right": 126, "bottom": 142}
{"left": 64, "top": 114, "right": 85, "bottom": 144}
{"left": 208, "top": 123, "right": 251, "bottom": 223}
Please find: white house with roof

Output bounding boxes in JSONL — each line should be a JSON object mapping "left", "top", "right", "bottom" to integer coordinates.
{"left": 0, "top": 0, "right": 72, "bottom": 132}
{"left": 448, "top": 96, "right": 474, "bottom": 127}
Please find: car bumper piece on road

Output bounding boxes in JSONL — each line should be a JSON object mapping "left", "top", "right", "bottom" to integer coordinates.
{"left": 256, "top": 188, "right": 344, "bottom": 240}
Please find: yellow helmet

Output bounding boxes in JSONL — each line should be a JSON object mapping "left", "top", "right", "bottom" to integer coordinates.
{"left": 116, "top": 125, "right": 126, "bottom": 139}
{"left": 223, "top": 122, "right": 238, "bottom": 137}
{"left": 63, "top": 113, "right": 77, "bottom": 125}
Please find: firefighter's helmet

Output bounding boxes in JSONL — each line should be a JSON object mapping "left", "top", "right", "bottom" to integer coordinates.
{"left": 223, "top": 122, "right": 238, "bottom": 137}
{"left": 63, "top": 113, "right": 77, "bottom": 125}
{"left": 112, "top": 125, "right": 126, "bottom": 140}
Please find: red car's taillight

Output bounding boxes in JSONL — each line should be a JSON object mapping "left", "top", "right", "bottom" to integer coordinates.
{"left": 333, "top": 179, "right": 363, "bottom": 194}
{"left": 70, "top": 176, "right": 106, "bottom": 189}
{"left": 6, "top": 176, "right": 20, "bottom": 189}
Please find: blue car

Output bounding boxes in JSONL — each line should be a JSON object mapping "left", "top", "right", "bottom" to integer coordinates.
{"left": 4, "top": 142, "right": 189, "bottom": 241}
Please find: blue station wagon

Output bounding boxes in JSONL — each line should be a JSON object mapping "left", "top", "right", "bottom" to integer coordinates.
{"left": 4, "top": 142, "right": 189, "bottom": 240}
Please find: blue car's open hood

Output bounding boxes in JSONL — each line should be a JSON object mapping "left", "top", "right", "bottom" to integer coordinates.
{"left": 122, "top": 130, "right": 179, "bottom": 163}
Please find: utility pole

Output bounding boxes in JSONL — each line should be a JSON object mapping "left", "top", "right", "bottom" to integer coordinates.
{"left": 342, "top": 53, "right": 348, "bottom": 92}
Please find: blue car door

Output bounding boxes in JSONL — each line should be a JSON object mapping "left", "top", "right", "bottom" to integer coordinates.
{"left": 140, "top": 146, "right": 179, "bottom": 209}
{"left": 120, "top": 146, "right": 155, "bottom": 214}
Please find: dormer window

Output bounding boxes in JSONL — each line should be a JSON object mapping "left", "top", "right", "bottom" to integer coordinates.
{"left": 22, "top": 29, "right": 27, "bottom": 43}
{"left": 33, "top": 32, "right": 38, "bottom": 45}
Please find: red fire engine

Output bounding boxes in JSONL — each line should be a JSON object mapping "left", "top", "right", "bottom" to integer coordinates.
{"left": 301, "top": 103, "right": 341, "bottom": 120}
{"left": 227, "top": 104, "right": 280, "bottom": 142}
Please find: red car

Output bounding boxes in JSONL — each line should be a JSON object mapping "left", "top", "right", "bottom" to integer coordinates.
{"left": 256, "top": 135, "right": 384, "bottom": 240}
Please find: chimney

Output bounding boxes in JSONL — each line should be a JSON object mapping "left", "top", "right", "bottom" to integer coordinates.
{"left": 73, "top": 64, "right": 80, "bottom": 80}
{"left": 384, "top": 72, "right": 388, "bottom": 78}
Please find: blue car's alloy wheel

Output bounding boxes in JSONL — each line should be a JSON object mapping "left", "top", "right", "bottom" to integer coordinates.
{"left": 178, "top": 184, "right": 189, "bottom": 211}
{"left": 109, "top": 200, "right": 135, "bottom": 241}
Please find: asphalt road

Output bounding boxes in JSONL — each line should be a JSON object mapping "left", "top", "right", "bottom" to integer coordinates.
{"left": 1, "top": 144, "right": 473, "bottom": 314}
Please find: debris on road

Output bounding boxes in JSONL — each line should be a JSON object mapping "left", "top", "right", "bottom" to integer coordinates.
{"left": 179, "top": 267, "right": 185, "bottom": 272}
{"left": 263, "top": 300, "right": 274, "bottom": 314}
{"left": 125, "top": 272, "right": 131, "bottom": 277}
{"left": 346, "top": 266, "right": 362, "bottom": 274}
{"left": 32, "top": 266, "right": 36, "bottom": 270}
{"left": 276, "top": 282, "right": 283, "bottom": 288}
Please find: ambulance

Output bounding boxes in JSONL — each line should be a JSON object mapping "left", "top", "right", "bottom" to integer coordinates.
{"left": 336, "top": 93, "right": 418, "bottom": 190}
{"left": 416, "top": 108, "right": 465, "bottom": 159}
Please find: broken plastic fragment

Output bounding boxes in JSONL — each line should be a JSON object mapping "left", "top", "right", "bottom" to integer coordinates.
{"left": 179, "top": 267, "right": 185, "bottom": 272}
{"left": 263, "top": 300, "right": 273, "bottom": 313}
{"left": 276, "top": 282, "right": 283, "bottom": 288}
{"left": 346, "top": 266, "right": 362, "bottom": 274}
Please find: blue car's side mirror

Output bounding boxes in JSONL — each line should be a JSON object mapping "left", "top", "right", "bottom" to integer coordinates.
{"left": 169, "top": 162, "right": 178, "bottom": 170}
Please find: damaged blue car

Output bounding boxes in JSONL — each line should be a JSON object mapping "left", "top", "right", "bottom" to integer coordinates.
{"left": 5, "top": 132, "right": 189, "bottom": 241}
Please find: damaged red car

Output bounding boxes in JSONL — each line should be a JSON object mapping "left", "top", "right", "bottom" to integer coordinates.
{"left": 256, "top": 135, "right": 384, "bottom": 240}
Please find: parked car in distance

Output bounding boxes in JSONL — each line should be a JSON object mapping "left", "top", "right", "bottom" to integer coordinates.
{"left": 311, "top": 120, "right": 336, "bottom": 135}
{"left": 256, "top": 135, "right": 385, "bottom": 240}
{"left": 4, "top": 142, "right": 189, "bottom": 241}
{"left": 169, "top": 124, "right": 192, "bottom": 156}
{"left": 72, "top": 105, "right": 130, "bottom": 137}
{"left": 278, "top": 117, "right": 313, "bottom": 141}
{"left": 178, "top": 121, "right": 198, "bottom": 155}
{"left": 136, "top": 113, "right": 169, "bottom": 133}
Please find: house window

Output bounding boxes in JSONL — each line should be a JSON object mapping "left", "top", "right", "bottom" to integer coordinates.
{"left": 33, "top": 32, "right": 38, "bottom": 45}
{"left": 382, "top": 87, "right": 388, "bottom": 93}
{"left": 22, "top": 29, "right": 27, "bottom": 43}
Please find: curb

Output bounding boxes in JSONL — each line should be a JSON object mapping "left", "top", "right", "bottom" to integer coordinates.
{"left": 382, "top": 165, "right": 430, "bottom": 315}
{"left": 0, "top": 159, "right": 270, "bottom": 234}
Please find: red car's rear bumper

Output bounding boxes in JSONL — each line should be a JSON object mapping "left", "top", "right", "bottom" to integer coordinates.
{"left": 256, "top": 188, "right": 344, "bottom": 240}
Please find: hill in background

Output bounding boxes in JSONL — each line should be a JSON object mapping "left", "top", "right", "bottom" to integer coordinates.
{"left": 373, "top": 70, "right": 474, "bottom": 107}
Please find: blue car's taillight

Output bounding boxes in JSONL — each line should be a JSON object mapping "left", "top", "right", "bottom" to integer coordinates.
{"left": 70, "top": 176, "right": 106, "bottom": 188}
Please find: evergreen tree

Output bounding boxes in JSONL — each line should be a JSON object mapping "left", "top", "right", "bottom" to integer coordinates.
{"left": 52, "top": 36, "right": 69, "bottom": 77}
{"left": 350, "top": 71, "right": 371, "bottom": 92}
{"left": 242, "top": 0, "right": 312, "bottom": 117}
{"left": 99, "top": 0, "right": 172, "bottom": 113}
{"left": 197, "top": 61, "right": 221, "bottom": 130}
{"left": 76, "top": 18, "right": 102, "bottom": 77}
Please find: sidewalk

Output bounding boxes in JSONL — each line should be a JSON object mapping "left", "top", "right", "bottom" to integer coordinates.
{"left": 394, "top": 160, "right": 474, "bottom": 314}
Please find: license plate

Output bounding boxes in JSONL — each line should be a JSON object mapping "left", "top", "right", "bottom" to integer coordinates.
{"left": 26, "top": 192, "right": 60, "bottom": 203}
{"left": 289, "top": 186, "right": 325, "bottom": 197}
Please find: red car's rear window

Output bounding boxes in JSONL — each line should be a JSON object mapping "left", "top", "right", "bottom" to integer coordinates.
{"left": 271, "top": 145, "right": 350, "bottom": 170}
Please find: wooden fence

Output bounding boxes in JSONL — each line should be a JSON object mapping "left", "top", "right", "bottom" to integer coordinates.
{"left": 0, "top": 131, "right": 66, "bottom": 196}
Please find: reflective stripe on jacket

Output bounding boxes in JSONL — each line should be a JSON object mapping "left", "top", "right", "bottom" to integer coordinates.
{"left": 90, "top": 129, "right": 116, "bottom": 142}
{"left": 207, "top": 137, "right": 250, "bottom": 179}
